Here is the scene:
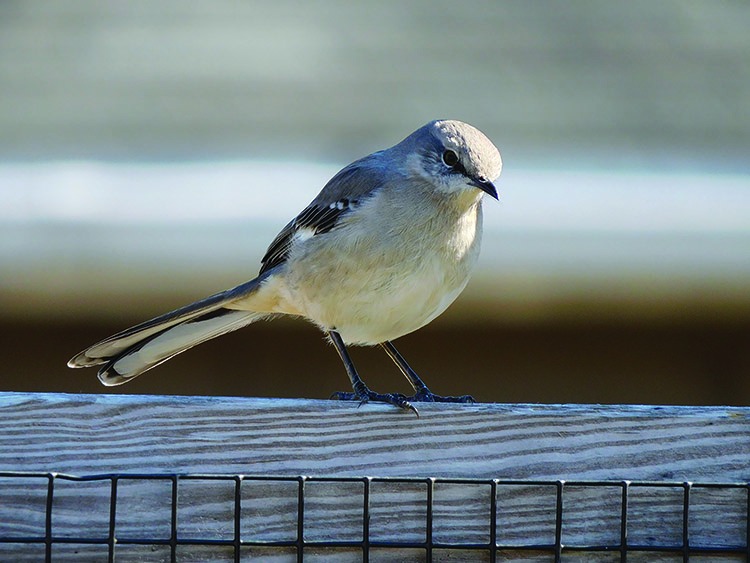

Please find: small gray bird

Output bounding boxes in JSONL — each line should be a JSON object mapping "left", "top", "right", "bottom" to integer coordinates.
{"left": 68, "top": 120, "right": 502, "bottom": 414}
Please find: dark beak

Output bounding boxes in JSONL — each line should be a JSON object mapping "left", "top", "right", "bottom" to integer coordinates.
{"left": 470, "top": 178, "right": 498, "bottom": 200}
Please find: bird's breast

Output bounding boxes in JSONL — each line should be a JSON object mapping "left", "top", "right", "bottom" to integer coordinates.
{"left": 284, "top": 197, "right": 484, "bottom": 345}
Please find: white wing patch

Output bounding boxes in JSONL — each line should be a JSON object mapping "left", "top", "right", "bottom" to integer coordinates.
{"left": 293, "top": 226, "right": 317, "bottom": 244}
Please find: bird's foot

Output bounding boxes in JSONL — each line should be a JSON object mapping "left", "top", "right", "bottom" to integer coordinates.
{"left": 330, "top": 390, "right": 419, "bottom": 417}
{"left": 407, "top": 389, "right": 476, "bottom": 403}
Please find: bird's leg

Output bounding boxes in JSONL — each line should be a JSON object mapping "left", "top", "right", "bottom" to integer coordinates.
{"left": 327, "top": 331, "right": 418, "bottom": 415}
{"left": 380, "top": 341, "right": 476, "bottom": 403}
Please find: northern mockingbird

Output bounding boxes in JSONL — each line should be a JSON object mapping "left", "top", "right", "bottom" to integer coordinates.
{"left": 68, "top": 120, "right": 502, "bottom": 414}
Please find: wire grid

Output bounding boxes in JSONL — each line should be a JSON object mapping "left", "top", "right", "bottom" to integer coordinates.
{"left": 0, "top": 472, "right": 748, "bottom": 562}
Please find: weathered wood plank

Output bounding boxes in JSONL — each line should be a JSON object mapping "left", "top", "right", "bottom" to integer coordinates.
{"left": 0, "top": 392, "right": 748, "bottom": 480}
{"left": 0, "top": 393, "right": 748, "bottom": 561}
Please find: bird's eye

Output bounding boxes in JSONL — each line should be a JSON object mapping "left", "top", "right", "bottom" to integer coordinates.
{"left": 442, "top": 149, "right": 459, "bottom": 167}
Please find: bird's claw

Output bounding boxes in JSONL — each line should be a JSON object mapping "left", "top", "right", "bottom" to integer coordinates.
{"left": 330, "top": 390, "right": 419, "bottom": 417}
{"left": 407, "top": 389, "right": 476, "bottom": 403}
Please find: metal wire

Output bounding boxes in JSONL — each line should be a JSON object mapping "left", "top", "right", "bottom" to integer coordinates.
{"left": 0, "top": 472, "right": 748, "bottom": 562}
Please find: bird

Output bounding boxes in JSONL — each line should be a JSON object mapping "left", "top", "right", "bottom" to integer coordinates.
{"left": 68, "top": 120, "right": 502, "bottom": 415}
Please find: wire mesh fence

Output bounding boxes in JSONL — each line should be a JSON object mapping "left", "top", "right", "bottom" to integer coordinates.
{"left": 0, "top": 471, "right": 748, "bottom": 562}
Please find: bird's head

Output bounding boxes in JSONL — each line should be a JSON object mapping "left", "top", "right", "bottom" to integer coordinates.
{"left": 403, "top": 120, "right": 502, "bottom": 201}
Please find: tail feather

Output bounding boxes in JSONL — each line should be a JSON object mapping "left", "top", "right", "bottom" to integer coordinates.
{"left": 67, "top": 272, "right": 275, "bottom": 384}
{"left": 98, "top": 308, "right": 267, "bottom": 385}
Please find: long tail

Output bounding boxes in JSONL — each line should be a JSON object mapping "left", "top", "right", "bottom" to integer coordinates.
{"left": 68, "top": 274, "right": 273, "bottom": 386}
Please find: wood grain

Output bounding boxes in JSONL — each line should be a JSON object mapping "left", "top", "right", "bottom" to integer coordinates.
{"left": 0, "top": 393, "right": 748, "bottom": 561}
{"left": 1, "top": 393, "right": 748, "bottom": 480}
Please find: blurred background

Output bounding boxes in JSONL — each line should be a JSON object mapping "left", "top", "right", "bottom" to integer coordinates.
{"left": 1, "top": 1, "right": 748, "bottom": 405}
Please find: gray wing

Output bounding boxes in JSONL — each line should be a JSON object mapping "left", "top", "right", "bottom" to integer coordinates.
{"left": 259, "top": 154, "right": 386, "bottom": 275}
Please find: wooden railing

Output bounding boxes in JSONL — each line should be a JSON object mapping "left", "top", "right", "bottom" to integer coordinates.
{"left": 1, "top": 393, "right": 748, "bottom": 561}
